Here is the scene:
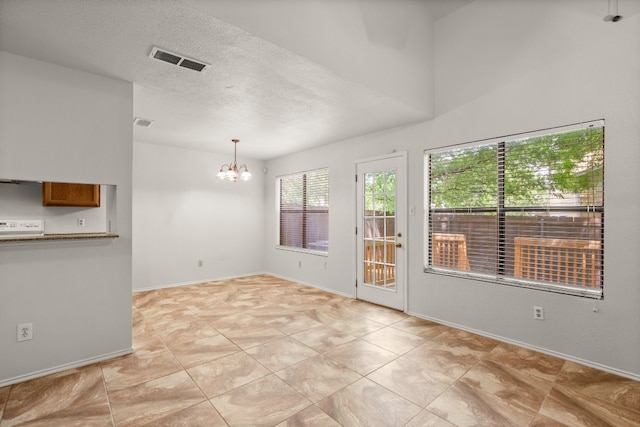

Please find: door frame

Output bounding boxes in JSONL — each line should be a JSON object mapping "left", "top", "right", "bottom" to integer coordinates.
{"left": 354, "top": 151, "right": 408, "bottom": 312}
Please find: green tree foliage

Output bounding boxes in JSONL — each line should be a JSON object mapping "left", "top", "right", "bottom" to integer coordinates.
{"left": 429, "top": 145, "right": 497, "bottom": 208}
{"left": 364, "top": 170, "right": 396, "bottom": 215}
{"left": 429, "top": 127, "right": 604, "bottom": 209}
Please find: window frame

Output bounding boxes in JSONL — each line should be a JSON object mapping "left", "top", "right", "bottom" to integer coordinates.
{"left": 276, "top": 167, "right": 329, "bottom": 256}
{"left": 424, "top": 120, "right": 604, "bottom": 299}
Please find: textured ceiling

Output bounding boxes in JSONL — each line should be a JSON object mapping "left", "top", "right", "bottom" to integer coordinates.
{"left": 0, "top": 0, "right": 469, "bottom": 159}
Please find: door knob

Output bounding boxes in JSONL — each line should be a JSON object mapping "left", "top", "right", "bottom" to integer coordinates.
{"left": 396, "top": 243, "right": 402, "bottom": 248}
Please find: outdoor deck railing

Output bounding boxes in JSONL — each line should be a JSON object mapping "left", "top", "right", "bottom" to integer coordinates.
{"left": 432, "top": 233, "right": 471, "bottom": 271}
{"left": 364, "top": 239, "right": 395, "bottom": 285}
{"left": 513, "top": 237, "right": 601, "bottom": 288}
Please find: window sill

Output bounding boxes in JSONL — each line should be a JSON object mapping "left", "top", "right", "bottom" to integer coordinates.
{"left": 424, "top": 267, "right": 603, "bottom": 299}
{"left": 276, "top": 245, "right": 328, "bottom": 257}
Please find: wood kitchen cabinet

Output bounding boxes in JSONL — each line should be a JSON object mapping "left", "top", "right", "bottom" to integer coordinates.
{"left": 42, "top": 182, "right": 100, "bottom": 207}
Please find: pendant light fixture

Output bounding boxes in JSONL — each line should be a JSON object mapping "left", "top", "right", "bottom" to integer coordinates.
{"left": 217, "top": 139, "right": 252, "bottom": 182}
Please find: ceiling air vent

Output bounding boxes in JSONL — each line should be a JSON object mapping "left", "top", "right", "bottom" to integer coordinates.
{"left": 133, "top": 117, "right": 154, "bottom": 127}
{"left": 149, "top": 47, "right": 209, "bottom": 73}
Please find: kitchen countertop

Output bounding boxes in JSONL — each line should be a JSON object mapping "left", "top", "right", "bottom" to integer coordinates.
{"left": 0, "top": 233, "right": 119, "bottom": 243}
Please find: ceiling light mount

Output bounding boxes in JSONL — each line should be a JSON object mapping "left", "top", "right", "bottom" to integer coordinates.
{"left": 217, "top": 139, "right": 252, "bottom": 182}
{"left": 133, "top": 117, "right": 154, "bottom": 127}
{"left": 604, "top": 0, "right": 623, "bottom": 22}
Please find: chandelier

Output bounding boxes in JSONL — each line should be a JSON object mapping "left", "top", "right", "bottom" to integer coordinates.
{"left": 217, "top": 139, "right": 252, "bottom": 182}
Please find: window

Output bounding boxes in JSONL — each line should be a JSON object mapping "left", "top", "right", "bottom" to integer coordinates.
{"left": 425, "top": 120, "right": 604, "bottom": 298}
{"left": 278, "top": 168, "right": 329, "bottom": 253}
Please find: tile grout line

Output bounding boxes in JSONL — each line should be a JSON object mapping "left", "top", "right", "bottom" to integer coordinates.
{"left": 98, "top": 364, "right": 117, "bottom": 427}
{"left": 0, "top": 385, "right": 13, "bottom": 425}
{"left": 8, "top": 276, "right": 638, "bottom": 425}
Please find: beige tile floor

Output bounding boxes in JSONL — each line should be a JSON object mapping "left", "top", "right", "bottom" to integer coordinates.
{"left": 2, "top": 274, "right": 640, "bottom": 426}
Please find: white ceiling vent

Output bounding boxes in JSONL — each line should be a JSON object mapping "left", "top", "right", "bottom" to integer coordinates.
{"left": 133, "top": 117, "right": 154, "bottom": 127}
{"left": 149, "top": 47, "right": 209, "bottom": 73}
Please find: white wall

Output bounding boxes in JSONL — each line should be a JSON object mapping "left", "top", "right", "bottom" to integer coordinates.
{"left": 185, "top": 0, "right": 434, "bottom": 115}
{"left": 263, "top": 126, "right": 417, "bottom": 297}
{"left": 132, "top": 142, "right": 265, "bottom": 291}
{"left": 265, "top": 0, "right": 640, "bottom": 378}
{"left": 0, "top": 51, "right": 133, "bottom": 385}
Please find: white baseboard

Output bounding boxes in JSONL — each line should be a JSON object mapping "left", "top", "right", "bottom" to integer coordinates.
{"left": 267, "top": 272, "right": 355, "bottom": 299}
{"left": 133, "top": 271, "right": 268, "bottom": 293}
{"left": 0, "top": 348, "right": 133, "bottom": 388}
{"left": 406, "top": 310, "right": 640, "bottom": 382}
{"left": 136, "top": 271, "right": 356, "bottom": 299}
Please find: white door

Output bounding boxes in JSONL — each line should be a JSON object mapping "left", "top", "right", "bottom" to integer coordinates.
{"left": 356, "top": 153, "right": 406, "bottom": 311}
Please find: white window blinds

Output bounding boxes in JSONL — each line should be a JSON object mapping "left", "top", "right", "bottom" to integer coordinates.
{"left": 278, "top": 168, "right": 329, "bottom": 253}
{"left": 425, "top": 120, "right": 604, "bottom": 298}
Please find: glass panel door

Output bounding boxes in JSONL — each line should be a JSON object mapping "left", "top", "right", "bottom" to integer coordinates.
{"left": 363, "top": 170, "right": 396, "bottom": 289}
{"left": 356, "top": 153, "right": 406, "bottom": 311}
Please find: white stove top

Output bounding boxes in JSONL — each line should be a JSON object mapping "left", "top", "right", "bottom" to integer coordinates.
{"left": 0, "top": 219, "right": 44, "bottom": 236}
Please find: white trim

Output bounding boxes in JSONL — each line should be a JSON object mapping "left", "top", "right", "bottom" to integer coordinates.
{"left": 407, "top": 311, "right": 640, "bottom": 382}
{"left": 133, "top": 272, "right": 267, "bottom": 292}
{"left": 134, "top": 272, "right": 355, "bottom": 299}
{"left": 354, "top": 151, "right": 408, "bottom": 312}
{"left": 0, "top": 348, "right": 133, "bottom": 388}
{"left": 423, "top": 268, "right": 603, "bottom": 299}
{"left": 275, "top": 167, "right": 330, "bottom": 253}
{"left": 268, "top": 272, "right": 355, "bottom": 299}
{"left": 355, "top": 150, "right": 407, "bottom": 165}
{"left": 275, "top": 245, "right": 328, "bottom": 257}
{"left": 424, "top": 122, "right": 605, "bottom": 298}
{"left": 425, "top": 119, "right": 605, "bottom": 154}
{"left": 275, "top": 166, "right": 330, "bottom": 180}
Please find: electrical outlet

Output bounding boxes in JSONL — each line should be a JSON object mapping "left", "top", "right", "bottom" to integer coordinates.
{"left": 78, "top": 218, "right": 85, "bottom": 227}
{"left": 198, "top": 259, "right": 203, "bottom": 267}
{"left": 533, "top": 306, "right": 544, "bottom": 320}
{"left": 17, "top": 323, "right": 33, "bottom": 342}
